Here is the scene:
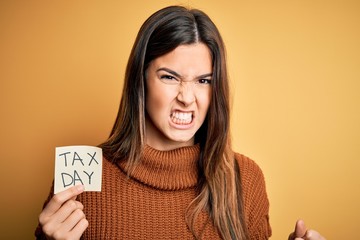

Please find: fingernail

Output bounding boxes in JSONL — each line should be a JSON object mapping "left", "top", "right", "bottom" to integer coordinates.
{"left": 76, "top": 185, "right": 85, "bottom": 192}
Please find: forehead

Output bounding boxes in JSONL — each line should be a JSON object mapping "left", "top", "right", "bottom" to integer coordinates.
{"left": 150, "top": 43, "right": 212, "bottom": 77}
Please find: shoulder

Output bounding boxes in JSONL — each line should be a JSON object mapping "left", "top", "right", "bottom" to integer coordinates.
{"left": 234, "top": 152, "right": 266, "bottom": 188}
{"left": 103, "top": 157, "right": 123, "bottom": 177}
{"left": 234, "top": 152, "right": 268, "bottom": 200}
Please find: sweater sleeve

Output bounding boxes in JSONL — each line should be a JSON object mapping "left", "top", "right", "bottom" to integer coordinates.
{"left": 235, "top": 153, "right": 272, "bottom": 240}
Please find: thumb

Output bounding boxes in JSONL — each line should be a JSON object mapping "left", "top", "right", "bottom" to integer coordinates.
{"left": 294, "top": 219, "right": 307, "bottom": 238}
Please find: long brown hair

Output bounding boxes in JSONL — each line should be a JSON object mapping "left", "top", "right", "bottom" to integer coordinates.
{"left": 100, "top": 6, "right": 249, "bottom": 240}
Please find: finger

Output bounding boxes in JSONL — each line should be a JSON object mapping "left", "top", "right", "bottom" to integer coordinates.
{"left": 41, "top": 200, "right": 84, "bottom": 237}
{"left": 289, "top": 235, "right": 306, "bottom": 240}
{"left": 60, "top": 208, "right": 87, "bottom": 233}
{"left": 50, "top": 200, "right": 84, "bottom": 224}
{"left": 52, "top": 218, "right": 88, "bottom": 240}
{"left": 306, "top": 229, "right": 326, "bottom": 240}
{"left": 295, "top": 219, "right": 307, "bottom": 238}
{"left": 42, "top": 185, "right": 84, "bottom": 217}
{"left": 69, "top": 218, "right": 89, "bottom": 240}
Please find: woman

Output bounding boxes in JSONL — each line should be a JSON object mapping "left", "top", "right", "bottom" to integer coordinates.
{"left": 36, "top": 6, "right": 325, "bottom": 240}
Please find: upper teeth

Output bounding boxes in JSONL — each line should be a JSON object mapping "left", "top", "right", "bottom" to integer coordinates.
{"left": 172, "top": 112, "right": 192, "bottom": 120}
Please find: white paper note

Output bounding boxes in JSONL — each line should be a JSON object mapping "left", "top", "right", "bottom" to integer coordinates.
{"left": 54, "top": 146, "right": 102, "bottom": 194}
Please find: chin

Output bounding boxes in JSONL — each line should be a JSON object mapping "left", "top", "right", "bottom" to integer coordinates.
{"left": 168, "top": 135, "right": 195, "bottom": 145}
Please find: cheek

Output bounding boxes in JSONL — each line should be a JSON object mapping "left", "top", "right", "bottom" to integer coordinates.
{"left": 197, "top": 90, "right": 212, "bottom": 113}
{"left": 146, "top": 85, "right": 176, "bottom": 113}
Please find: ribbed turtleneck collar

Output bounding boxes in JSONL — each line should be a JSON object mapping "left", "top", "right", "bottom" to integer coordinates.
{"left": 118, "top": 144, "right": 200, "bottom": 191}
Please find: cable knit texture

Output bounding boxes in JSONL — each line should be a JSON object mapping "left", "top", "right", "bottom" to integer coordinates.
{"left": 35, "top": 145, "right": 271, "bottom": 239}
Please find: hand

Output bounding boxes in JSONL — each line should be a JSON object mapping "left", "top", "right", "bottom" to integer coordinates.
{"left": 38, "top": 185, "right": 88, "bottom": 240}
{"left": 288, "top": 219, "right": 326, "bottom": 240}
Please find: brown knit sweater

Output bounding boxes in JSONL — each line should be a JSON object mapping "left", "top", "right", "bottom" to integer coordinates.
{"left": 36, "top": 145, "right": 271, "bottom": 239}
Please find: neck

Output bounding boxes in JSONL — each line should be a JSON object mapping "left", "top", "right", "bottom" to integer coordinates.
{"left": 117, "top": 144, "right": 200, "bottom": 190}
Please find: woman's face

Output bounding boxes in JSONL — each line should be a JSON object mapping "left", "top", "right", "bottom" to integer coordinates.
{"left": 145, "top": 43, "right": 212, "bottom": 150}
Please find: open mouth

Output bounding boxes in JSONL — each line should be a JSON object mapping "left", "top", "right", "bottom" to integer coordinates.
{"left": 170, "top": 111, "right": 193, "bottom": 125}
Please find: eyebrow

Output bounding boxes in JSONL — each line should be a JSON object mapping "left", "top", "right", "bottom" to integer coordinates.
{"left": 156, "top": 67, "right": 212, "bottom": 79}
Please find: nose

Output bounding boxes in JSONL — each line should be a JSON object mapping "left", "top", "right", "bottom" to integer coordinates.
{"left": 176, "top": 82, "right": 195, "bottom": 106}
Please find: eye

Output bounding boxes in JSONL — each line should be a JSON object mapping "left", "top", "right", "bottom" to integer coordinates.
{"left": 160, "top": 75, "right": 175, "bottom": 80}
{"left": 159, "top": 74, "right": 180, "bottom": 85}
{"left": 197, "top": 79, "right": 212, "bottom": 84}
{"left": 160, "top": 75, "right": 180, "bottom": 85}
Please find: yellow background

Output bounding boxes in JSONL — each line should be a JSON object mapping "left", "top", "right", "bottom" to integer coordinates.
{"left": 1, "top": 0, "right": 359, "bottom": 239}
